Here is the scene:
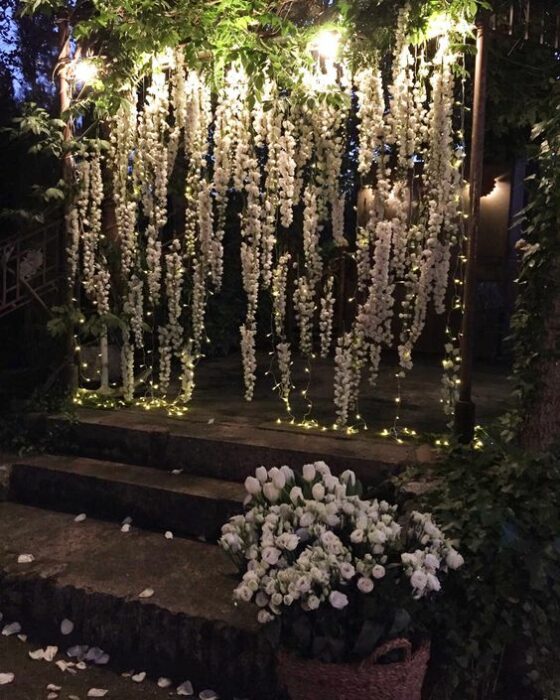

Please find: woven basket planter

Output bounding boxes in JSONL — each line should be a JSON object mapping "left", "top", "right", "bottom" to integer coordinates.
{"left": 277, "top": 638, "right": 430, "bottom": 700}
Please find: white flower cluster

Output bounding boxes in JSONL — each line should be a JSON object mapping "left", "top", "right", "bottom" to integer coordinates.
{"left": 220, "top": 463, "right": 463, "bottom": 624}
{"left": 294, "top": 276, "right": 315, "bottom": 356}
{"left": 356, "top": 66, "right": 386, "bottom": 175}
{"left": 402, "top": 511, "right": 464, "bottom": 599}
{"left": 319, "top": 276, "right": 335, "bottom": 359}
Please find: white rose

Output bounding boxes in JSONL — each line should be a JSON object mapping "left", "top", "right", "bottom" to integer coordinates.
{"left": 283, "top": 594, "right": 294, "bottom": 606}
{"left": 255, "top": 466, "right": 268, "bottom": 483}
{"left": 244, "top": 476, "right": 261, "bottom": 496}
{"left": 357, "top": 577, "right": 374, "bottom": 594}
{"left": 263, "top": 483, "right": 280, "bottom": 503}
{"left": 372, "top": 565, "right": 386, "bottom": 579}
{"left": 271, "top": 593, "right": 283, "bottom": 607}
{"left": 290, "top": 486, "right": 304, "bottom": 505}
{"left": 296, "top": 577, "right": 311, "bottom": 594}
{"left": 446, "top": 549, "right": 464, "bottom": 570}
{"left": 303, "top": 464, "right": 316, "bottom": 482}
{"left": 312, "top": 483, "right": 325, "bottom": 501}
{"left": 329, "top": 591, "right": 349, "bottom": 610}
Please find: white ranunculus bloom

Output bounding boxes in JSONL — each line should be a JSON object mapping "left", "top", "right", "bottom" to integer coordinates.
{"left": 410, "top": 570, "right": 428, "bottom": 593}
{"left": 357, "top": 577, "right": 374, "bottom": 594}
{"left": 350, "top": 529, "right": 364, "bottom": 544}
{"left": 424, "top": 553, "right": 440, "bottom": 571}
{"left": 329, "top": 591, "right": 349, "bottom": 610}
{"left": 339, "top": 562, "right": 355, "bottom": 580}
{"left": 262, "top": 547, "right": 281, "bottom": 566}
{"left": 446, "top": 549, "right": 465, "bottom": 570}
{"left": 244, "top": 476, "right": 261, "bottom": 495}
{"left": 258, "top": 609, "right": 274, "bottom": 624}
{"left": 307, "top": 595, "right": 320, "bottom": 610}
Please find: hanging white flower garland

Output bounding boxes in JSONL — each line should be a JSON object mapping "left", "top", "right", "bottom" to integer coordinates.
{"left": 70, "top": 26, "right": 466, "bottom": 427}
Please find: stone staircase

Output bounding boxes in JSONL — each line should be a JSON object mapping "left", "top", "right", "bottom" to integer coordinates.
{"left": 0, "top": 408, "right": 431, "bottom": 698}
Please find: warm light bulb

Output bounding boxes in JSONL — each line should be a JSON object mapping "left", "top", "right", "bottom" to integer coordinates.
{"left": 311, "top": 29, "right": 341, "bottom": 60}
{"left": 73, "top": 60, "right": 98, "bottom": 85}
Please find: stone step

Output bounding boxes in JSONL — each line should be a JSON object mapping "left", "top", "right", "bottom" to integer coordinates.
{"left": 9, "top": 454, "right": 245, "bottom": 542}
{"left": 0, "top": 502, "right": 278, "bottom": 699}
{"left": 40, "top": 408, "right": 431, "bottom": 486}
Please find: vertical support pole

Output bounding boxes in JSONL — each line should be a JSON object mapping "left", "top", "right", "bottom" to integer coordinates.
{"left": 454, "top": 13, "right": 490, "bottom": 443}
{"left": 57, "top": 18, "right": 79, "bottom": 394}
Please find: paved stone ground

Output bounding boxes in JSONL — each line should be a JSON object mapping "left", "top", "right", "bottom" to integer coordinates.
{"left": 0, "top": 634, "right": 193, "bottom": 699}
{"left": 141, "top": 353, "right": 511, "bottom": 436}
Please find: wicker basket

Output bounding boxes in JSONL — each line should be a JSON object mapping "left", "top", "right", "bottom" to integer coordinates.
{"left": 277, "top": 638, "right": 430, "bottom": 700}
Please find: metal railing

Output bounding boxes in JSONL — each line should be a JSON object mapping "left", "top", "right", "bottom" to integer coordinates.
{"left": 0, "top": 225, "right": 62, "bottom": 318}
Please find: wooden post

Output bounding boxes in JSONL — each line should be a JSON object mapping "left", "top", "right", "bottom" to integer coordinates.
{"left": 454, "top": 13, "right": 490, "bottom": 443}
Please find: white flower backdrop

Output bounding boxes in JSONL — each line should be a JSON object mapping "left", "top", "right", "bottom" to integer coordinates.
{"left": 69, "top": 8, "right": 466, "bottom": 428}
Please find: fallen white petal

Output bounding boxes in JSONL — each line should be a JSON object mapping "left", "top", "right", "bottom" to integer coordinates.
{"left": 165, "top": 531, "right": 174, "bottom": 540}
{"left": 0, "top": 673, "right": 14, "bottom": 685}
{"left": 96, "top": 653, "right": 110, "bottom": 665}
{"left": 60, "top": 619, "right": 74, "bottom": 636}
{"left": 74, "top": 513, "right": 87, "bottom": 523}
{"left": 47, "top": 684, "right": 62, "bottom": 691}
{"left": 67, "top": 645, "right": 88, "bottom": 659}
{"left": 171, "top": 469, "right": 183, "bottom": 475}
{"left": 17, "top": 554, "right": 35, "bottom": 564}
{"left": 208, "top": 418, "right": 215, "bottom": 425}
{"left": 158, "top": 677, "right": 172, "bottom": 688}
{"left": 131, "top": 671, "right": 146, "bottom": 683}
{"left": 2, "top": 622, "right": 20, "bottom": 636}
{"left": 29, "top": 649, "right": 45, "bottom": 660}
{"left": 87, "top": 689, "right": 108, "bottom": 698}
{"left": 177, "top": 680, "right": 194, "bottom": 696}
{"left": 138, "top": 588, "right": 154, "bottom": 599}
{"left": 199, "top": 691, "right": 219, "bottom": 700}
{"left": 55, "top": 660, "right": 70, "bottom": 672}
{"left": 120, "top": 523, "right": 131, "bottom": 533}
{"left": 17, "top": 634, "right": 27, "bottom": 642}
{"left": 43, "top": 646, "right": 58, "bottom": 662}
{"left": 47, "top": 693, "right": 58, "bottom": 700}
{"left": 85, "top": 647, "right": 105, "bottom": 663}
{"left": 76, "top": 661, "right": 87, "bottom": 670}
{"left": 122, "top": 516, "right": 132, "bottom": 525}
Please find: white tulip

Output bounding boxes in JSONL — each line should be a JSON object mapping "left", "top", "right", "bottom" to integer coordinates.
{"left": 255, "top": 466, "right": 268, "bottom": 483}
{"left": 263, "top": 483, "right": 280, "bottom": 503}
{"left": 302, "top": 463, "right": 316, "bottom": 482}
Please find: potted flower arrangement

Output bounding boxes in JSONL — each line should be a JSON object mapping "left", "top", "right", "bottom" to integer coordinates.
{"left": 220, "top": 461, "right": 464, "bottom": 700}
